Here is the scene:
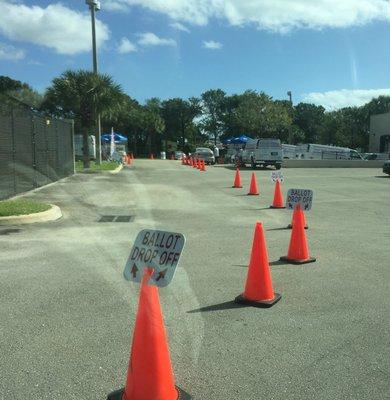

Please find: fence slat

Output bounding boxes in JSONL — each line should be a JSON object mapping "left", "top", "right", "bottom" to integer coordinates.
{"left": 0, "top": 103, "right": 74, "bottom": 200}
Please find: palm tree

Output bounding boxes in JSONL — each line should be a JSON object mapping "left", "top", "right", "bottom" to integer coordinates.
{"left": 42, "top": 70, "right": 125, "bottom": 168}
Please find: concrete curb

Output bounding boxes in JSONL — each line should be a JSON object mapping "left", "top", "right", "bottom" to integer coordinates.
{"left": 0, "top": 204, "right": 62, "bottom": 226}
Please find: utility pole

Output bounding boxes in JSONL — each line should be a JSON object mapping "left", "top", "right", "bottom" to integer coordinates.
{"left": 287, "top": 91, "right": 293, "bottom": 144}
{"left": 86, "top": 0, "right": 102, "bottom": 164}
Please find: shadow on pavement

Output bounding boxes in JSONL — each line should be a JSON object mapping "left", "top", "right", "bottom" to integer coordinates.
{"left": 269, "top": 260, "right": 290, "bottom": 266}
{"left": 374, "top": 175, "right": 390, "bottom": 178}
{"left": 232, "top": 264, "right": 247, "bottom": 268}
{"left": 187, "top": 300, "right": 249, "bottom": 313}
{"left": 267, "top": 227, "right": 290, "bottom": 231}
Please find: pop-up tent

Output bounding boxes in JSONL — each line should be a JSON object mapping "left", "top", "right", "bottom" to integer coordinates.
{"left": 101, "top": 132, "right": 127, "bottom": 143}
{"left": 222, "top": 135, "right": 251, "bottom": 145}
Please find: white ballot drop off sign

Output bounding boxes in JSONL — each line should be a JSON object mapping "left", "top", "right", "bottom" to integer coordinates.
{"left": 123, "top": 229, "right": 186, "bottom": 287}
{"left": 286, "top": 189, "right": 313, "bottom": 211}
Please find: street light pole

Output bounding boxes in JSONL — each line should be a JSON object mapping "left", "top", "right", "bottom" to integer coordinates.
{"left": 86, "top": 0, "right": 102, "bottom": 164}
{"left": 90, "top": 3, "right": 98, "bottom": 73}
{"left": 287, "top": 91, "right": 293, "bottom": 144}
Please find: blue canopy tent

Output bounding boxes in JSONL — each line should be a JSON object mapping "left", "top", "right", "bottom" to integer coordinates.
{"left": 101, "top": 132, "right": 128, "bottom": 143}
{"left": 222, "top": 135, "right": 251, "bottom": 145}
{"left": 231, "top": 135, "right": 251, "bottom": 144}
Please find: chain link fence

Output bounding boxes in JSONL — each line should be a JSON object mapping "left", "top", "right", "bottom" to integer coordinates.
{"left": 0, "top": 102, "right": 74, "bottom": 200}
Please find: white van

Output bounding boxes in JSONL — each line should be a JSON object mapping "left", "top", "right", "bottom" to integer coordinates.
{"left": 282, "top": 144, "right": 298, "bottom": 159}
{"left": 240, "top": 138, "right": 282, "bottom": 169}
{"left": 296, "top": 144, "right": 364, "bottom": 160}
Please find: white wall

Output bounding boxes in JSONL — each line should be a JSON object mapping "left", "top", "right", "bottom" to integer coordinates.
{"left": 282, "top": 160, "right": 384, "bottom": 168}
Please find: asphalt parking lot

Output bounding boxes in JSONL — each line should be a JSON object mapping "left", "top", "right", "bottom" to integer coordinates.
{"left": 1, "top": 160, "right": 389, "bottom": 400}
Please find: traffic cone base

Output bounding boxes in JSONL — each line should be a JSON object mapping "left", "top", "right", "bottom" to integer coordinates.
{"left": 234, "top": 292, "right": 282, "bottom": 308}
{"left": 279, "top": 255, "right": 316, "bottom": 265}
{"left": 107, "top": 386, "right": 192, "bottom": 400}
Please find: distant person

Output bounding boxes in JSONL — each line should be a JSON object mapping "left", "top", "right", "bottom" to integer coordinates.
{"left": 214, "top": 146, "right": 220, "bottom": 163}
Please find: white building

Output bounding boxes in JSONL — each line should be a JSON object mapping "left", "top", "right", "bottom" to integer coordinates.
{"left": 369, "top": 113, "right": 390, "bottom": 153}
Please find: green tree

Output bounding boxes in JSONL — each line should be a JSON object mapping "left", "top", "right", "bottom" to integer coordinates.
{"left": 225, "top": 90, "right": 291, "bottom": 139}
{"left": 0, "top": 76, "right": 22, "bottom": 93}
{"left": 144, "top": 98, "right": 165, "bottom": 154}
{"left": 161, "top": 98, "right": 201, "bottom": 149}
{"left": 0, "top": 76, "right": 42, "bottom": 108}
{"left": 200, "top": 89, "right": 227, "bottom": 144}
{"left": 42, "top": 70, "right": 124, "bottom": 168}
{"left": 294, "top": 103, "right": 325, "bottom": 143}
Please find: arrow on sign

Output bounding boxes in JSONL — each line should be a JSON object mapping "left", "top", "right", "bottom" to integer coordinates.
{"left": 131, "top": 263, "right": 138, "bottom": 278}
{"left": 156, "top": 269, "right": 168, "bottom": 282}
{"left": 288, "top": 203, "right": 292, "bottom": 209}
{"left": 305, "top": 204, "right": 309, "bottom": 210}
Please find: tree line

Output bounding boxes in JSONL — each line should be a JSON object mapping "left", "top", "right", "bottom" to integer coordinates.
{"left": 2, "top": 71, "right": 390, "bottom": 168}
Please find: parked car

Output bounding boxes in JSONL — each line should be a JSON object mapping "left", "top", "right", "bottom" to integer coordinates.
{"left": 194, "top": 148, "right": 215, "bottom": 165}
{"left": 174, "top": 151, "right": 184, "bottom": 160}
{"left": 383, "top": 161, "right": 390, "bottom": 175}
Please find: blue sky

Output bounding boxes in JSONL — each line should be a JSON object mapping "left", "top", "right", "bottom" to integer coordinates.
{"left": 2, "top": 0, "right": 390, "bottom": 109}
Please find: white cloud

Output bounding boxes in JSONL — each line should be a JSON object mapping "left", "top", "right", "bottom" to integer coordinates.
{"left": 137, "top": 32, "right": 176, "bottom": 47}
{"left": 0, "top": 1, "right": 110, "bottom": 55}
{"left": 104, "top": 0, "right": 390, "bottom": 33}
{"left": 302, "top": 88, "right": 390, "bottom": 110}
{"left": 202, "top": 40, "right": 223, "bottom": 50}
{"left": 0, "top": 42, "right": 25, "bottom": 61}
{"left": 169, "top": 22, "right": 190, "bottom": 33}
{"left": 118, "top": 37, "right": 137, "bottom": 53}
{"left": 104, "top": 1, "right": 130, "bottom": 12}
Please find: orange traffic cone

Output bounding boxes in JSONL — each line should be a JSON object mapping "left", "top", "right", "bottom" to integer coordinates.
{"left": 232, "top": 168, "right": 243, "bottom": 188}
{"left": 107, "top": 269, "right": 188, "bottom": 400}
{"left": 287, "top": 206, "right": 308, "bottom": 229}
{"left": 235, "top": 222, "right": 281, "bottom": 308}
{"left": 270, "top": 180, "right": 285, "bottom": 208}
{"left": 247, "top": 173, "right": 259, "bottom": 195}
{"left": 193, "top": 158, "right": 198, "bottom": 169}
{"left": 280, "top": 204, "right": 316, "bottom": 264}
{"left": 200, "top": 159, "right": 206, "bottom": 172}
